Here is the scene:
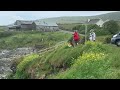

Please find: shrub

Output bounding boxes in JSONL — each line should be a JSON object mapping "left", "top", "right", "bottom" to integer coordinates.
{"left": 0, "top": 31, "right": 14, "bottom": 38}
{"left": 104, "top": 35, "right": 112, "bottom": 44}
{"left": 14, "top": 54, "right": 39, "bottom": 79}
{"left": 103, "top": 20, "right": 120, "bottom": 34}
{"left": 95, "top": 29, "right": 111, "bottom": 36}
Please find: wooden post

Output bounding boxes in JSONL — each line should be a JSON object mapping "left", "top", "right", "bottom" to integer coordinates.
{"left": 85, "top": 24, "right": 87, "bottom": 44}
{"left": 49, "top": 43, "right": 50, "bottom": 47}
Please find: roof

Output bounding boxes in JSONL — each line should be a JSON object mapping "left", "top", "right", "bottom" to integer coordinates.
{"left": 16, "top": 20, "right": 34, "bottom": 25}
{"left": 47, "top": 23, "right": 58, "bottom": 26}
{"left": 34, "top": 21, "right": 41, "bottom": 25}
{"left": 34, "top": 20, "right": 58, "bottom": 26}
{"left": 8, "top": 24, "right": 20, "bottom": 28}
{"left": 34, "top": 21, "right": 47, "bottom": 26}
{"left": 86, "top": 19, "right": 101, "bottom": 24}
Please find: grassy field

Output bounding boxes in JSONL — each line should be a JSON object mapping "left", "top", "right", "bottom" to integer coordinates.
{"left": 58, "top": 23, "right": 82, "bottom": 31}
{"left": 0, "top": 31, "right": 71, "bottom": 50}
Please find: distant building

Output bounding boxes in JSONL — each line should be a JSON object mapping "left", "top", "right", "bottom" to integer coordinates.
{"left": 8, "top": 20, "right": 59, "bottom": 31}
{"left": 86, "top": 18, "right": 104, "bottom": 27}
{"left": 8, "top": 24, "right": 21, "bottom": 31}
{"left": 14, "top": 20, "right": 36, "bottom": 30}
{"left": 34, "top": 20, "right": 59, "bottom": 31}
{"left": 46, "top": 22, "right": 59, "bottom": 31}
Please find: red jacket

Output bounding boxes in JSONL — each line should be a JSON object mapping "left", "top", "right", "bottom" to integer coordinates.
{"left": 73, "top": 32, "right": 80, "bottom": 41}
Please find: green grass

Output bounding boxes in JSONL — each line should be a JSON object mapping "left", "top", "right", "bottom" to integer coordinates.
{"left": 58, "top": 23, "right": 82, "bottom": 31}
{"left": 50, "top": 42, "right": 120, "bottom": 79}
{"left": 10, "top": 40, "right": 120, "bottom": 79}
{"left": 0, "top": 31, "right": 71, "bottom": 50}
{"left": 14, "top": 54, "right": 39, "bottom": 79}
{"left": 96, "top": 35, "right": 113, "bottom": 44}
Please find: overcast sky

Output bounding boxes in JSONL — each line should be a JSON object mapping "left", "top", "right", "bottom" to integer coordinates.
{"left": 0, "top": 11, "right": 118, "bottom": 25}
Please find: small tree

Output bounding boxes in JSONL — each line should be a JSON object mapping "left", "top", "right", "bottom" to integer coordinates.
{"left": 103, "top": 20, "right": 119, "bottom": 34}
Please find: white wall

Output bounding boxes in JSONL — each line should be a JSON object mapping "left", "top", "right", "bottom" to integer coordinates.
{"left": 96, "top": 19, "right": 104, "bottom": 27}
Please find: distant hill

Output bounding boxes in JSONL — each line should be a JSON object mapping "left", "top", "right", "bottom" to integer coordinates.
{"left": 37, "top": 11, "right": 120, "bottom": 24}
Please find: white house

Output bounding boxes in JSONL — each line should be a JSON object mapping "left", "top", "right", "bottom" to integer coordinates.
{"left": 103, "top": 19, "right": 110, "bottom": 23}
{"left": 86, "top": 18, "right": 104, "bottom": 27}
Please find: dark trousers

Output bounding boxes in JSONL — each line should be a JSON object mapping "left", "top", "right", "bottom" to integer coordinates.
{"left": 74, "top": 40, "right": 79, "bottom": 46}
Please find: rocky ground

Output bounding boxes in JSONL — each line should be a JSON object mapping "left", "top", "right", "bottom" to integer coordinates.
{"left": 0, "top": 47, "right": 36, "bottom": 79}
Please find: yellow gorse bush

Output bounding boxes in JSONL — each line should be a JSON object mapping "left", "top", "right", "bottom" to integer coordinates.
{"left": 17, "top": 54, "right": 39, "bottom": 72}
{"left": 72, "top": 41, "right": 108, "bottom": 67}
{"left": 73, "top": 52, "right": 107, "bottom": 67}
{"left": 81, "top": 52, "right": 106, "bottom": 61}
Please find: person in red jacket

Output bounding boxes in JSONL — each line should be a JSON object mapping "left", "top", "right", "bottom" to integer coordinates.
{"left": 73, "top": 30, "right": 80, "bottom": 46}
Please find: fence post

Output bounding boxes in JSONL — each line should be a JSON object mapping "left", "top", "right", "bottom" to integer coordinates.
{"left": 85, "top": 24, "right": 87, "bottom": 44}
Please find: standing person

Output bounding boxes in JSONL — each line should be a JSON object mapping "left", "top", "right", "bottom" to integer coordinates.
{"left": 73, "top": 30, "right": 80, "bottom": 46}
{"left": 89, "top": 29, "right": 96, "bottom": 41}
{"left": 89, "top": 30, "right": 93, "bottom": 41}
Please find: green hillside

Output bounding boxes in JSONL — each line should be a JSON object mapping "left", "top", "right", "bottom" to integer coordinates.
{"left": 38, "top": 11, "right": 120, "bottom": 24}
{"left": 8, "top": 39, "right": 120, "bottom": 79}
